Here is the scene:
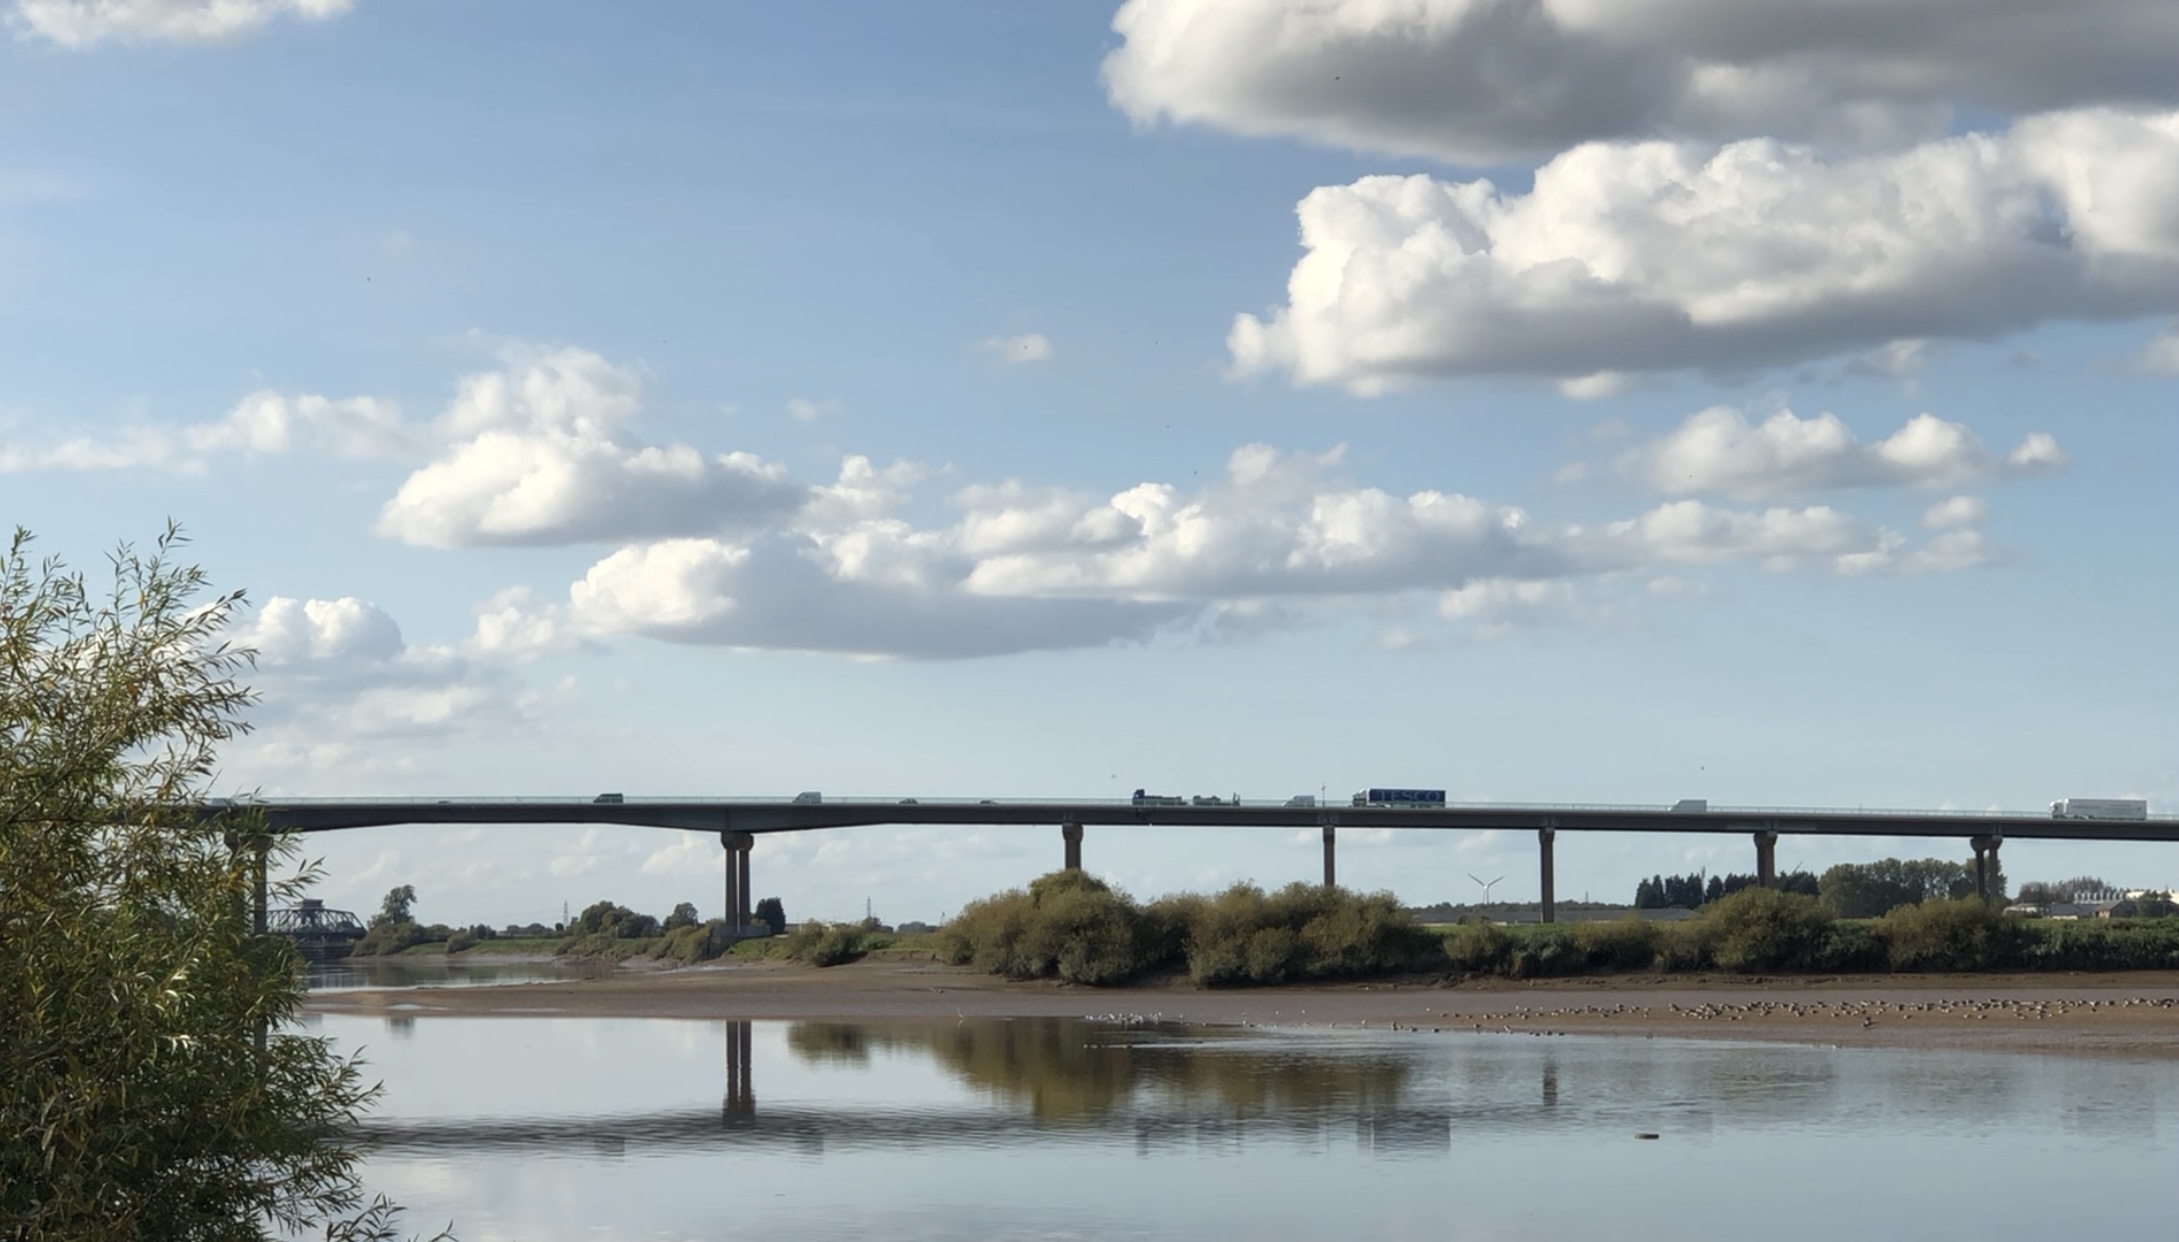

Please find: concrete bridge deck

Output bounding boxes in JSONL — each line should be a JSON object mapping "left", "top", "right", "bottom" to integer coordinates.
{"left": 210, "top": 795, "right": 2173, "bottom": 926}
{"left": 228, "top": 795, "right": 2179, "bottom": 842}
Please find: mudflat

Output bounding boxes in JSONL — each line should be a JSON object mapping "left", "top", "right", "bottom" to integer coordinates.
{"left": 302, "top": 957, "right": 2179, "bottom": 1058}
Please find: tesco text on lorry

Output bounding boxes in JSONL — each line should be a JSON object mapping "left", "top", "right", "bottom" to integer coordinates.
{"left": 1353, "top": 788, "right": 1448, "bottom": 808}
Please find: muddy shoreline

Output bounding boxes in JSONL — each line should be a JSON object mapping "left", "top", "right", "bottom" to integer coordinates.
{"left": 300, "top": 957, "right": 2179, "bottom": 1058}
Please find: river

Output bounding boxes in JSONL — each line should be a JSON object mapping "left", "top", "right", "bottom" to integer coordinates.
{"left": 308, "top": 1010, "right": 2175, "bottom": 1241}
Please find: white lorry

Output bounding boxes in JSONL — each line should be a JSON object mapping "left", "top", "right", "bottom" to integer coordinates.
{"left": 2050, "top": 798, "right": 2149, "bottom": 821}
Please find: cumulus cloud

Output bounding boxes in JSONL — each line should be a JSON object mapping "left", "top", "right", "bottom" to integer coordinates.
{"left": 0, "top": 390, "right": 410, "bottom": 474}
{"left": 376, "top": 346, "right": 805, "bottom": 547}
{"left": 981, "top": 333, "right": 1055, "bottom": 364}
{"left": 228, "top": 596, "right": 514, "bottom": 738}
{"left": 1624, "top": 408, "right": 2064, "bottom": 499}
{"left": 1105, "top": 0, "right": 2179, "bottom": 164}
{"left": 546, "top": 442, "right": 2007, "bottom": 658}
{"left": 13, "top": 0, "right": 354, "bottom": 47}
{"left": 1229, "top": 110, "right": 2179, "bottom": 389}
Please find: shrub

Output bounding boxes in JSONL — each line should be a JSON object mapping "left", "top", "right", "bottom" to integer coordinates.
{"left": 2020, "top": 918, "right": 2179, "bottom": 970}
{"left": 939, "top": 874, "right": 1442, "bottom": 987}
{"left": 445, "top": 930, "right": 477, "bottom": 955}
{"left": 1184, "top": 882, "right": 1442, "bottom": 986}
{"left": 783, "top": 921, "right": 869, "bottom": 967}
{"left": 1506, "top": 926, "right": 1582, "bottom": 979}
{"left": 1875, "top": 898, "right": 2024, "bottom": 971}
{"left": 351, "top": 919, "right": 435, "bottom": 957}
{"left": 1691, "top": 887, "right": 1834, "bottom": 972}
{"left": 650, "top": 922, "right": 718, "bottom": 963}
{"left": 1573, "top": 917, "right": 1662, "bottom": 971}
{"left": 1443, "top": 918, "right": 1511, "bottom": 974}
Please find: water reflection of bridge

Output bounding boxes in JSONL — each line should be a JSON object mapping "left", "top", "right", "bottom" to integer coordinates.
{"left": 357, "top": 1019, "right": 1577, "bottom": 1158}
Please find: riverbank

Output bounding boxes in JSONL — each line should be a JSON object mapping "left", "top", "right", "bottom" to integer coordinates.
{"left": 301, "top": 957, "right": 2179, "bottom": 1058}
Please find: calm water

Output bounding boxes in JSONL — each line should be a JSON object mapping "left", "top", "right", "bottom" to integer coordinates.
{"left": 312, "top": 1013, "right": 2177, "bottom": 1241}
{"left": 305, "top": 955, "right": 610, "bottom": 992}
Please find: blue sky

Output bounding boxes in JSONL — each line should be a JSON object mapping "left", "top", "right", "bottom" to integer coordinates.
{"left": 7, "top": 0, "right": 2178, "bottom": 926}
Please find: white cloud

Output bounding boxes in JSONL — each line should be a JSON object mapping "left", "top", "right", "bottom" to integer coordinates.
{"left": 228, "top": 595, "right": 533, "bottom": 740}
{"left": 1625, "top": 407, "right": 2065, "bottom": 499}
{"left": 1923, "top": 496, "right": 1989, "bottom": 530}
{"left": 376, "top": 346, "right": 804, "bottom": 547}
{"left": 466, "top": 587, "right": 591, "bottom": 662}
{"left": 13, "top": 0, "right": 354, "bottom": 47}
{"left": 554, "top": 442, "right": 2007, "bottom": 659}
{"left": 2131, "top": 321, "right": 2179, "bottom": 375}
{"left": 785, "top": 397, "right": 842, "bottom": 422}
{"left": 0, "top": 390, "right": 410, "bottom": 474}
{"left": 980, "top": 333, "right": 1055, "bottom": 364}
{"left": 1105, "top": 0, "right": 2179, "bottom": 165}
{"left": 1229, "top": 110, "right": 2179, "bottom": 389}
{"left": 1434, "top": 578, "right": 1638, "bottom": 639}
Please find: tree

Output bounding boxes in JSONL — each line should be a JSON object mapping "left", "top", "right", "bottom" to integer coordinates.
{"left": 754, "top": 896, "right": 786, "bottom": 935}
{"left": 376, "top": 884, "right": 417, "bottom": 927}
{"left": 664, "top": 901, "right": 699, "bottom": 931}
{"left": 572, "top": 899, "right": 660, "bottom": 939}
{"left": 0, "top": 527, "right": 436, "bottom": 1239}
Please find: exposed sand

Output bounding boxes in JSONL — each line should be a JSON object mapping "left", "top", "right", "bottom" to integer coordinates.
{"left": 301, "top": 957, "right": 2179, "bottom": 1058}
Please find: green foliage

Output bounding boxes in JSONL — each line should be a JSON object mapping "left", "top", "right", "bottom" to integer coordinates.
{"left": 783, "top": 922, "right": 870, "bottom": 967}
{"left": 374, "top": 884, "right": 416, "bottom": 928}
{"left": 572, "top": 899, "right": 661, "bottom": 939}
{"left": 940, "top": 873, "right": 1441, "bottom": 987}
{"left": 1874, "top": 898, "right": 2023, "bottom": 970}
{"left": 662, "top": 901, "right": 699, "bottom": 931}
{"left": 1443, "top": 918, "right": 1511, "bottom": 973}
{"left": 351, "top": 919, "right": 438, "bottom": 957}
{"left": 937, "top": 871, "right": 1150, "bottom": 984}
{"left": 2018, "top": 917, "right": 2179, "bottom": 970}
{"left": 1180, "top": 882, "right": 1441, "bottom": 986}
{"left": 0, "top": 528, "right": 429, "bottom": 1240}
{"left": 753, "top": 896, "right": 787, "bottom": 935}
{"left": 444, "top": 930, "right": 477, "bottom": 955}
{"left": 1571, "top": 916, "right": 1662, "bottom": 970}
{"left": 1677, "top": 887, "right": 1835, "bottom": 972}
{"left": 657, "top": 922, "right": 718, "bottom": 963}
{"left": 1821, "top": 856, "right": 2004, "bottom": 917}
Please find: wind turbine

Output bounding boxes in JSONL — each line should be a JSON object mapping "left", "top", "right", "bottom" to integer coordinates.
{"left": 1468, "top": 873, "right": 1505, "bottom": 906}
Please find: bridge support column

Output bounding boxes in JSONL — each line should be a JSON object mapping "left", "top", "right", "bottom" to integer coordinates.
{"left": 1754, "top": 830, "right": 1779, "bottom": 888}
{"left": 1322, "top": 825, "right": 1336, "bottom": 889}
{"left": 1062, "top": 821, "right": 1082, "bottom": 871}
{"left": 737, "top": 838, "right": 753, "bottom": 927}
{"left": 1971, "top": 835, "right": 2003, "bottom": 903}
{"left": 1539, "top": 828, "right": 1556, "bottom": 925}
{"left": 720, "top": 832, "right": 753, "bottom": 929}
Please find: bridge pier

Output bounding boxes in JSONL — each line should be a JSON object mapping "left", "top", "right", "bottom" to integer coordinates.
{"left": 1062, "top": 821, "right": 1082, "bottom": 871}
{"left": 1539, "top": 828, "right": 1556, "bottom": 925}
{"left": 1322, "top": 824, "right": 1336, "bottom": 888}
{"left": 723, "top": 1020, "right": 754, "bottom": 1124}
{"left": 720, "top": 832, "right": 754, "bottom": 928}
{"left": 1754, "top": 830, "right": 1778, "bottom": 888}
{"left": 1971, "top": 835, "right": 2003, "bottom": 903}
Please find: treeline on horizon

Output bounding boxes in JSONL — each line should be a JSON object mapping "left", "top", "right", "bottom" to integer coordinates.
{"left": 349, "top": 886, "right": 789, "bottom": 961}
{"left": 930, "top": 868, "right": 2179, "bottom": 986}
{"left": 1635, "top": 857, "right": 2018, "bottom": 916}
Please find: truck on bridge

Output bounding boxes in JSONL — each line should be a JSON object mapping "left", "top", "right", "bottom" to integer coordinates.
{"left": 2051, "top": 798, "right": 2149, "bottom": 821}
{"left": 1353, "top": 788, "right": 1447, "bottom": 808}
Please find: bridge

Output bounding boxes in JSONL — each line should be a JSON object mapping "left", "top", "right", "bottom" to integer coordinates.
{"left": 211, "top": 795, "right": 2179, "bottom": 927}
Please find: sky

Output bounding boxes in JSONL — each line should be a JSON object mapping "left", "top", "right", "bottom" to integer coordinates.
{"left": 5, "top": 0, "right": 2177, "bottom": 928}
